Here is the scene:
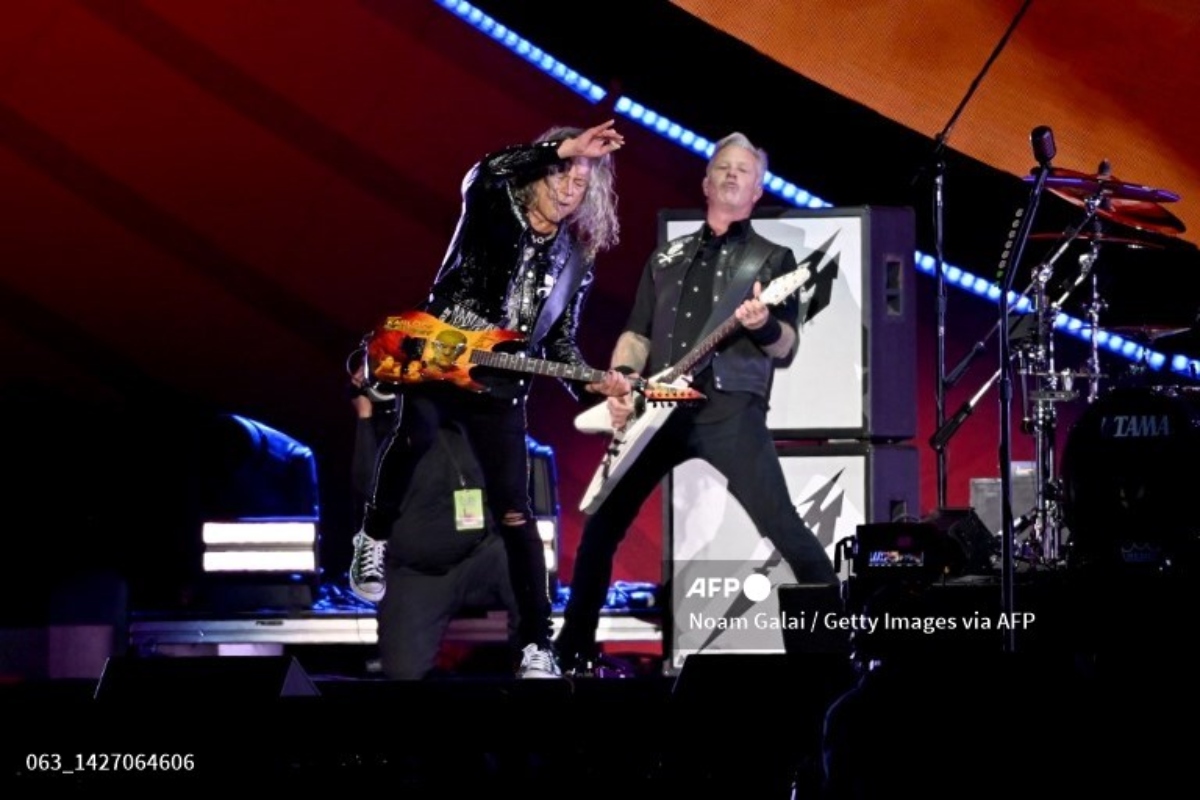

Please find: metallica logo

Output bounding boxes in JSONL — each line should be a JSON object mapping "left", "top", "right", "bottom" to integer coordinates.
{"left": 799, "top": 469, "right": 847, "bottom": 549}
{"left": 793, "top": 231, "right": 840, "bottom": 325}
{"left": 1101, "top": 414, "right": 1171, "bottom": 437}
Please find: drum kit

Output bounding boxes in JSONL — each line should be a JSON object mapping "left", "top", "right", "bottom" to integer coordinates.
{"left": 1006, "top": 163, "right": 1199, "bottom": 572}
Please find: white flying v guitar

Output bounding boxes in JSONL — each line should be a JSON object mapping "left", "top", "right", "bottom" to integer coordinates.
{"left": 575, "top": 266, "right": 812, "bottom": 514}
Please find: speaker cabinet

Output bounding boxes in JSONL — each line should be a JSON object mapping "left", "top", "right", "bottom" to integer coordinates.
{"left": 922, "top": 507, "right": 1000, "bottom": 575}
{"left": 662, "top": 205, "right": 917, "bottom": 440}
{"left": 968, "top": 461, "right": 1037, "bottom": 537}
{"left": 663, "top": 443, "right": 919, "bottom": 674}
{"left": 94, "top": 655, "right": 320, "bottom": 702}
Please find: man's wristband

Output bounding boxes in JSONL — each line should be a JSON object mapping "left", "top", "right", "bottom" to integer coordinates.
{"left": 747, "top": 316, "right": 783, "bottom": 347}
{"left": 612, "top": 365, "right": 638, "bottom": 376}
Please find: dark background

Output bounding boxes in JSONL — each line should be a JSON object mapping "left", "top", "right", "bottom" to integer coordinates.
{"left": 2, "top": 0, "right": 1197, "bottom": 618}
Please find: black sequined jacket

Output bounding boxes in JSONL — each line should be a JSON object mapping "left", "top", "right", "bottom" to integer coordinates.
{"left": 420, "top": 138, "right": 597, "bottom": 402}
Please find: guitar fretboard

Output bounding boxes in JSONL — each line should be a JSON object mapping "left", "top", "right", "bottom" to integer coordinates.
{"left": 661, "top": 317, "right": 741, "bottom": 384}
{"left": 471, "top": 349, "right": 605, "bottom": 383}
{"left": 658, "top": 268, "right": 807, "bottom": 383}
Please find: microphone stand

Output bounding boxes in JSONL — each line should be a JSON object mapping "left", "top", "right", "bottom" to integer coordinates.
{"left": 926, "top": 0, "right": 1036, "bottom": 509}
{"left": 998, "top": 155, "right": 1054, "bottom": 653}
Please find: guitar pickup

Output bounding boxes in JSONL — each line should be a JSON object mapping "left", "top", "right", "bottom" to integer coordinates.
{"left": 642, "top": 385, "right": 707, "bottom": 405}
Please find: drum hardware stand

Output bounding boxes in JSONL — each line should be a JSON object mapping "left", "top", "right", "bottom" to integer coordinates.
{"left": 1080, "top": 235, "right": 1106, "bottom": 404}
{"left": 931, "top": 202, "right": 1100, "bottom": 460}
{"left": 1046, "top": 206, "right": 1106, "bottom": 405}
{"left": 1011, "top": 197, "right": 1108, "bottom": 566}
{"left": 1018, "top": 258, "right": 1069, "bottom": 564}
{"left": 933, "top": 242, "right": 1061, "bottom": 455}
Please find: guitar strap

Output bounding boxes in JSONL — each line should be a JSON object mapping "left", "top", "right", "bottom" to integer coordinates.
{"left": 679, "top": 234, "right": 775, "bottom": 383}
{"left": 531, "top": 245, "right": 585, "bottom": 346}
{"left": 698, "top": 235, "right": 774, "bottom": 340}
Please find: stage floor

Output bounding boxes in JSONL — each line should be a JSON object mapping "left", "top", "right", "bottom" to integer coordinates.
{"left": 128, "top": 607, "right": 662, "bottom": 648}
{"left": 6, "top": 570, "right": 1198, "bottom": 794}
{"left": 3, "top": 649, "right": 1193, "bottom": 796}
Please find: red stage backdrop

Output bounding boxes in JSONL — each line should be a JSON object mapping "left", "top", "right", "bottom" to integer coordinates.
{"left": 2, "top": 1, "right": 1179, "bottom": 598}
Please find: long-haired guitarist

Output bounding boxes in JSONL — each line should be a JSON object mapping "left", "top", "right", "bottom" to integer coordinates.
{"left": 352, "top": 122, "right": 632, "bottom": 680}
{"left": 556, "top": 132, "right": 839, "bottom": 674}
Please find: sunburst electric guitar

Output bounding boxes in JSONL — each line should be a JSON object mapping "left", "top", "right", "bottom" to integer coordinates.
{"left": 362, "top": 310, "right": 705, "bottom": 404}
{"left": 575, "top": 266, "right": 812, "bottom": 514}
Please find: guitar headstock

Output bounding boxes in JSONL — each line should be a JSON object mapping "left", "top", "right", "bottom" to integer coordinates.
{"left": 760, "top": 266, "right": 812, "bottom": 306}
{"left": 642, "top": 384, "right": 707, "bottom": 405}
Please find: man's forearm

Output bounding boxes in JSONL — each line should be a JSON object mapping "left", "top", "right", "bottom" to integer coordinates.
{"left": 611, "top": 331, "right": 651, "bottom": 373}
{"left": 761, "top": 322, "right": 797, "bottom": 360}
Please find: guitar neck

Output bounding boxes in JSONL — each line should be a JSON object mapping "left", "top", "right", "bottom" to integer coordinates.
{"left": 660, "top": 316, "right": 740, "bottom": 383}
{"left": 657, "top": 268, "right": 806, "bottom": 383}
{"left": 470, "top": 349, "right": 605, "bottom": 384}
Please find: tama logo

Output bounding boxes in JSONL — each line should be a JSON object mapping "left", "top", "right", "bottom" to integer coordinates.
{"left": 684, "top": 573, "right": 772, "bottom": 602}
{"left": 1102, "top": 414, "right": 1170, "bottom": 437}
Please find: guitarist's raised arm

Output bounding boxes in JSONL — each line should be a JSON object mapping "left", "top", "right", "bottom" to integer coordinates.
{"left": 736, "top": 279, "right": 797, "bottom": 361}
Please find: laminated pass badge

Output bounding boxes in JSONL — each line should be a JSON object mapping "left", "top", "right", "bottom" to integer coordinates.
{"left": 454, "top": 488, "right": 485, "bottom": 531}
{"left": 436, "top": 426, "right": 486, "bottom": 531}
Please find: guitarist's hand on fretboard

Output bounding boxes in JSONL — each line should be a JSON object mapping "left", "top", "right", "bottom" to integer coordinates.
{"left": 585, "top": 369, "right": 633, "bottom": 398}
{"left": 734, "top": 280, "right": 772, "bottom": 330}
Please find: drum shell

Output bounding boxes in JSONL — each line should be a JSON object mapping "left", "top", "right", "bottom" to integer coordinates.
{"left": 1061, "top": 387, "right": 1200, "bottom": 568}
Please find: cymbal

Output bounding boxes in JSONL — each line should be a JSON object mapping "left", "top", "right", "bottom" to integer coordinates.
{"left": 1025, "top": 167, "right": 1187, "bottom": 236}
{"left": 1106, "top": 325, "right": 1191, "bottom": 342}
{"left": 1029, "top": 231, "right": 1166, "bottom": 250}
{"left": 1151, "top": 327, "right": 1200, "bottom": 356}
{"left": 1032, "top": 167, "right": 1180, "bottom": 204}
{"left": 1082, "top": 196, "right": 1187, "bottom": 236}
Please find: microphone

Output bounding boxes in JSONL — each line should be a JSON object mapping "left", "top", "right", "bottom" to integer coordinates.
{"left": 1031, "top": 126, "right": 1056, "bottom": 167}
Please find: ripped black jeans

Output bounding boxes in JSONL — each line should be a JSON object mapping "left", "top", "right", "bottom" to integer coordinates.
{"left": 366, "top": 384, "right": 552, "bottom": 649}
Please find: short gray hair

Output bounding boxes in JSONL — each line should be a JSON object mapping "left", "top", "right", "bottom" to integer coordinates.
{"left": 708, "top": 132, "right": 768, "bottom": 185}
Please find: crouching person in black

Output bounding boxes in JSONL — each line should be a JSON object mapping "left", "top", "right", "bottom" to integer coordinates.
{"left": 349, "top": 365, "right": 517, "bottom": 680}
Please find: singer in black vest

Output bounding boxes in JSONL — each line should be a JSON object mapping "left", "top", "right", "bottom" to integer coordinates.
{"left": 556, "top": 132, "right": 838, "bottom": 672}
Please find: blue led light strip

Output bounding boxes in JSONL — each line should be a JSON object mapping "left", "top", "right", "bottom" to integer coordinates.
{"left": 435, "top": 0, "right": 1199, "bottom": 379}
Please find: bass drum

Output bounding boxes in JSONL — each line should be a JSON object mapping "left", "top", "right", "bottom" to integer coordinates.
{"left": 1061, "top": 386, "right": 1200, "bottom": 570}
